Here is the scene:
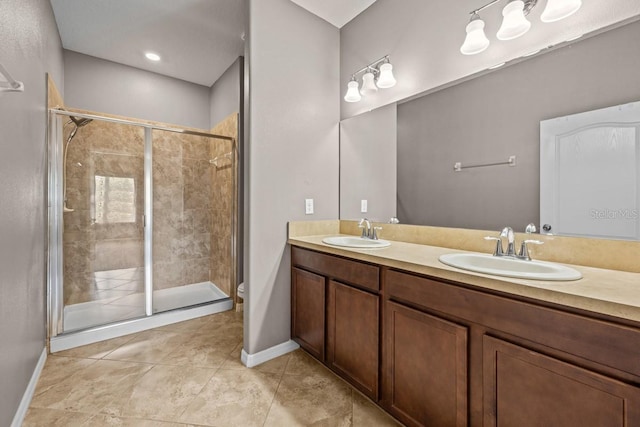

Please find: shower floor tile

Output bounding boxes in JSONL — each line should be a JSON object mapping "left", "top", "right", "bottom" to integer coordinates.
{"left": 63, "top": 279, "right": 228, "bottom": 333}
{"left": 64, "top": 302, "right": 146, "bottom": 332}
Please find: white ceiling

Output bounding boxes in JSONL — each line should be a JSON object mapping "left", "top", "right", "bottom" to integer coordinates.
{"left": 50, "top": 0, "right": 246, "bottom": 87}
{"left": 289, "top": 0, "right": 378, "bottom": 28}
{"left": 49, "top": 0, "right": 376, "bottom": 87}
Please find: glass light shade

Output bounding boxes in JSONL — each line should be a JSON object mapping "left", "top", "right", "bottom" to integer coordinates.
{"left": 360, "top": 71, "right": 378, "bottom": 96}
{"left": 376, "top": 63, "right": 396, "bottom": 88}
{"left": 344, "top": 80, "right": 361, "bottom": 102}
{"left": 541, "top": 0, "right": 582, "bottom": 23}
{"left": 496, "top": 0, "right": 531, "bottom": 41}
{"left": 460, "top": 18, "right": 490, "bottom": 55}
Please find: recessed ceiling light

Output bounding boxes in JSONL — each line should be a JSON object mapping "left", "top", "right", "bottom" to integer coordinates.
{"left": 145, "top": 52, "right": 161, "bottom": 61}
{"left": 488, "top": 62, "right": 506, "bottom": 69}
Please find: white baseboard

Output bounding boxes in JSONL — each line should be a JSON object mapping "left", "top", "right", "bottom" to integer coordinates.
{"left": 241, "top": 339, "right": 300, "bottom": 368}
{"left": 11, "top": 347, "right": 47, "bottom": 427}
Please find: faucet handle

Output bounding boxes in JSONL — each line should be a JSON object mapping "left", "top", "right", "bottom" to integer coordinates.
{"left": 525, "top": 223, "right": 537, "bottom": 234}
{"left": 519, "top": 239, "right": 544, "bottom": 261}
{"left": 371, "top": 226, "right": 382, "bottom": 240}
{"left": 484, "top": 236, "right": 504, "bottom": 256}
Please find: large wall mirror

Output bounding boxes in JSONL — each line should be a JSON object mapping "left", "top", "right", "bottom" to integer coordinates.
{"left": 340, "top": 19, "right": 640, "bottom": 240}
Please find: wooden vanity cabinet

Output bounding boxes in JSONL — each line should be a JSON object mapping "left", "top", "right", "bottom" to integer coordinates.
{"left": 327, "top": 279, "right": 379, "bottom": 399}
{"left": 483, "top": 335, "right": 640, "bottom": 427}
{"left": 383, "top": 301, "right": 468, "bottom": 427}
{"left": 290, "top": 245, "right": 640, "bottom": 427}
{"left": 291, "top": 267, "right": 325, "bottom": 360}
{"left": 291, "top": 247, "right": 380, "bottom": 400}
{"left": 385, "top": 268, "right": 640, "bottom": 427}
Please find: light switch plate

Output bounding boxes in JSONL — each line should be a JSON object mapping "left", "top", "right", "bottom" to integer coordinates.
{"left": 361, "top": 199, "right": 368, "bottom": 213}
{"left": 305, "top": 198, "right": 314, "bottom": 215}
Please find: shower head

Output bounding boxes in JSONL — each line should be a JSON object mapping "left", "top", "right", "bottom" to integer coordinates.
{"left": 62, "top": 116, "right": 92, "bottom": 213}
{"left": 65, "top": 116, "right": 93, "bottom": 145}
{"left": 70, "top": 116, "right": 93, "bottom": 128}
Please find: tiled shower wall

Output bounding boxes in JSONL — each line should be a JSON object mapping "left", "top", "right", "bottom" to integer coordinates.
{"left": 63, "top": 116, "right": 236, "bottom": 305}
{"left": 210, "top": 113, "right": 238, "bottom": 299}
{"left": 152, "top": 131, "right": 213, "bottom": 290}
{"left": 151, "top": 127, "right": 235, "bottom": 294}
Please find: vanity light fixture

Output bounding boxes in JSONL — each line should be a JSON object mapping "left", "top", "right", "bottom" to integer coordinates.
{"left": 496, "top": 0, "right": 531, "bottom": 41}
{"left": 461, "top": 13, "right": 491, "bottom": 55}
{"left": 540, "top": 0, "right": 582, "bottom": 22}
{"left": 460, "top": 0, "right": 582, "bottom": 55}
{"left": 344, "top": 78, "right": 362, "bottom": 102}
{"left": 360, "top": 68, "right": 378, "bottom": 96}
{"left": 344, "top": 55, "right": 396, "bottom": 103}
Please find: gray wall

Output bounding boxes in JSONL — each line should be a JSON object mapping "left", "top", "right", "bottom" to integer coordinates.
{"left": 64, "top": 50, "right": 210, "bottom": 129}
{"left": 245, "top": 0, "right": 339, "bottom": 355}
{"left": 340, "top": 0, "right": 640, "bottom": 120}
{"left": 397, "top": 20, "right": 640, "bottom": 232}
{"left": 0, "top": 0, "right": 64, "bottom": 424}
{"left": 209, "top": 57, "right": 242, "bottom": 127}
{"left": 340, "top": 103, "right": 396, "bottom": 222}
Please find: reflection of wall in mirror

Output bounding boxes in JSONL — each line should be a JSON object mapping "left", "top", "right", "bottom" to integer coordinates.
{"left": 340, "top": 103, "right": 397, "bottom": 223}
{"left": 395, "top": 19, "right": 640, "bottom": 235}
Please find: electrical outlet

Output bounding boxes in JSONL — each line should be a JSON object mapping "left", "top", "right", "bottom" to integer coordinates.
{"left": 361, "top": 199, "right": 368, "bottom": 213}
{"left": 305, "top": 198, "right": 314, "bottom": 215}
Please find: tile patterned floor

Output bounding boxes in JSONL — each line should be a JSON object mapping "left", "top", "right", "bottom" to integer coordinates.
{"left": 23, "top": 310, "right": 401, "bottom": 426}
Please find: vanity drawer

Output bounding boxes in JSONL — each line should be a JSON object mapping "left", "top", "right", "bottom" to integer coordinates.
{"left": 292, "top": 247, "right": 379, "bottom": 292}
{"left": 386, "top": 269, "right": 640, "bottom": 379}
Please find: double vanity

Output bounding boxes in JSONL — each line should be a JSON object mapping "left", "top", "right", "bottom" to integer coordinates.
{"left": 288, "top": 220, "right": 640, "bottom": 427}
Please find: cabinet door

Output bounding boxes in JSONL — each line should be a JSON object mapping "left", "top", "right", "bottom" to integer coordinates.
{"left": 483, "top": 335, "right": 640, "bottom": 427}
{"left": 327, "top": 280, "right": 379, "bottom": 400}
{"left": 383, "top": 301, "right": 468, "bottom": 427}
{"left": 291, "top": 267, "right": 325, "bottom": 361}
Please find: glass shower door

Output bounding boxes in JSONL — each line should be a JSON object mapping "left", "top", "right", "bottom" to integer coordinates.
{"left": 151, "top": 128, "right": 234, "bottom": 313}
{"left": 58, "top": 115, "right": 147, "bottom": 332}
{"left": 49, "top": 110, "right": 236, "bottom": 343}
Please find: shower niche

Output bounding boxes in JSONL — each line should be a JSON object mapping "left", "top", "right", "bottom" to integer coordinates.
{"left": 48, "top": 109, "right": 237, "bottom": 350}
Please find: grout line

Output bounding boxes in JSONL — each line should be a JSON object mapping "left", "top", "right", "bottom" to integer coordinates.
{"left": 261, "top": 368, "right": 285, "bottom": 427}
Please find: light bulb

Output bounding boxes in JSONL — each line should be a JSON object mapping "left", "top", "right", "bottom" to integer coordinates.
{"left": 344, "top": 80, "right": 361, "bottom": 102}
{"left": 360, "top": 70, "right": 378, "bottom": 96}
{"left": 145, "top": 52, "right": 161, "bottom": 61}
{"left": 376, "top": 63, "right": 396, "bottom": 89}
{"left": 460, "top": 14, "right": 490, "bottom": 55}
{"left": 497, "top": 0, "right": 531, "bottom": 41}
{"left": 541, "top": 0, "right": 582, "bottom": 23}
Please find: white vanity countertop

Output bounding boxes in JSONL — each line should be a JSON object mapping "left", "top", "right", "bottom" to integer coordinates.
{"left": 288, "top": 234, "right": 640, "bottom": 324}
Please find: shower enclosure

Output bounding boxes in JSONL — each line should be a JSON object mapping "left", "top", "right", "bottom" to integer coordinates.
{"left": 48, "top": 109, "right": 237, "bottom": 351}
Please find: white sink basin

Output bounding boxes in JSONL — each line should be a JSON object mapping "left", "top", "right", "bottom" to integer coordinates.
{"left": 322, "top": 236, "right": 391, "bottom": 249}
{"left": 439, "top": 253, "right": 582, "bottom": 281}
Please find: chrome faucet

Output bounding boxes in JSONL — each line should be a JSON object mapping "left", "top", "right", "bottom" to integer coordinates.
{"left": 485, "top": 224, "right": 544, "bottom": 261}
{"left": 359, "top": 218, "right": 371, "bottom": 238}
{"left": 501, "top": 226, "right": 517, "bottom": 257}
{"left": 358, "top": 218, "right": 382, "bottom": 240}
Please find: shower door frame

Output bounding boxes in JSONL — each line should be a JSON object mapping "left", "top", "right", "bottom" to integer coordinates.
{"left": 47, "top": 109, "right": 238, "bottom": 349}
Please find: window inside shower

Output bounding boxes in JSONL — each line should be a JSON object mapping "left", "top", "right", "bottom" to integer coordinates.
{"left": 94, "top": 176, "right": 137, "bottom": 224}
{"left": 48, "top": 110, "right": 237, "bottom": 337}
